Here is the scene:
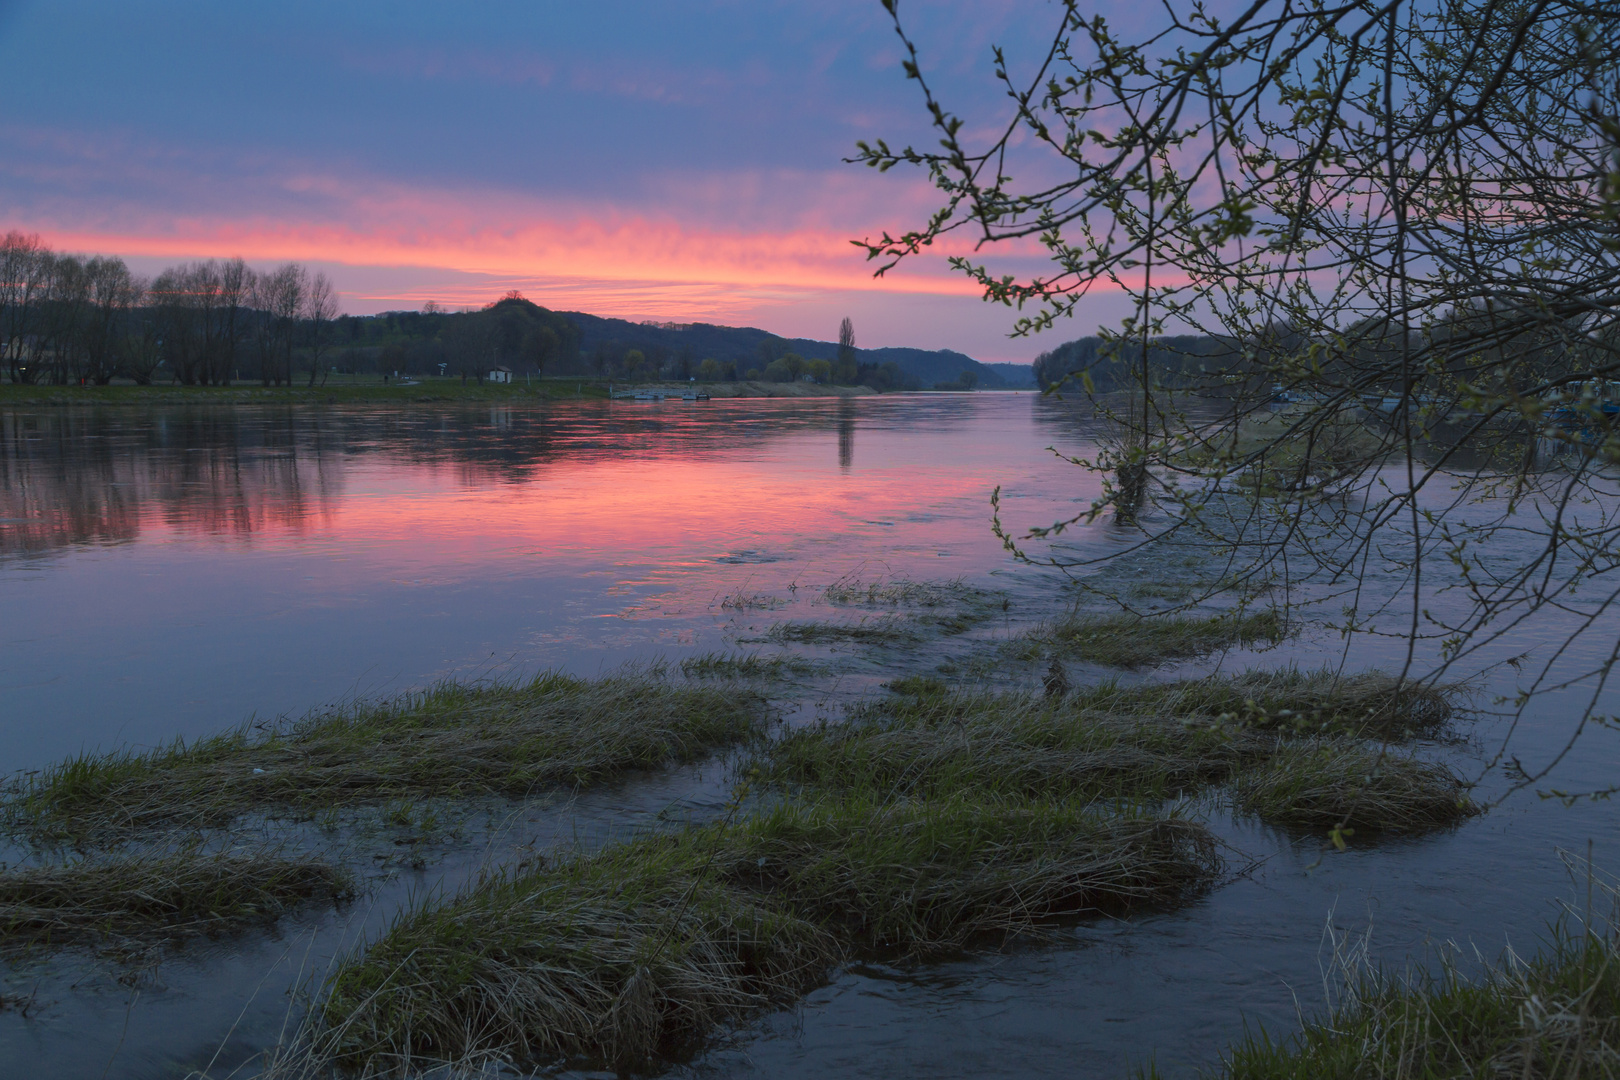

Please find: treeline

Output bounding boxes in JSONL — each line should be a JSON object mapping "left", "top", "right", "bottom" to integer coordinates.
{"left": 1033, "top": 312, "right": 1588, "bottom": 398}
{"left": 0, "top": 232, "right": 339, "bottom": 386}
{"left": 1032, "top": 334, "right": 1242, "bottom": 394}
{"left": 0, "top": 231, "right": 961, "bottom": 391}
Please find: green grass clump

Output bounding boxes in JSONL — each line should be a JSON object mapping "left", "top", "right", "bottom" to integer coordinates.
{"left": 764, "top": 680, "right": 1473, "bottom": 835}
{"left": 1072, "top": 668, "right": 1461, "bottom": 740}
{"left": 1233, "top": 741, "right": 1476, "bottom": 833}
{"left": 1203, "top": 927, "right": 1620, "bottom": 1079}
{"left": 322, "top": 830, "right": 835, "bottom": 1072}
{"left": 763, "top": 691, "right": 1266, "bottom": 805}
{"left": 1032, "top": 609, "right": 1290, "bottom": 668}
{"left": 719, "top": 796, "right": 1218, "bottom": 950}
{"left": 321, "top": 795, "right": 1217, "bottom": 1071}
{"left": 0, "top": 852, "right": 352, "bottom": 951}
{"left": 6, "top": 671, "right": 768, "bottom": 840}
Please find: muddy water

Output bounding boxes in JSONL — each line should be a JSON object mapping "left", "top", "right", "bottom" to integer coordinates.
{"left": 0, "top": 393, "right": 1616, "bottom": 1079}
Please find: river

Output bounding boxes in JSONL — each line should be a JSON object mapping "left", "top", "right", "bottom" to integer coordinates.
{"left": 0, "top": 392, "right": 1614, "bottom": 1078}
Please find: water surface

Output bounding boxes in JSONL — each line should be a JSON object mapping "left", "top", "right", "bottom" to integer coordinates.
{"left": 0, "top": 393, "right": 1615, "bottom": 1079}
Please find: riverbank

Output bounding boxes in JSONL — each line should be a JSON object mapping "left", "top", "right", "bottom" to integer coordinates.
{"left": 0, "top": 376, "right": 879, "bottom": 407}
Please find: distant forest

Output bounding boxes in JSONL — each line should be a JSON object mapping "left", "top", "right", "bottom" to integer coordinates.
{"left": 1032, "top": 334, "right": 1243, "bottom": 394}
{"left": 0, "top": 232, "right": 1035, "bottom": 390}
{"left": 1030, "top": 317, "right": 1534, "bottom": 397}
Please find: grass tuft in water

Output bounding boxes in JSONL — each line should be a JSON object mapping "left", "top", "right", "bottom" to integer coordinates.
{"left": 763, "top": 618, "right": 920, "bottom": 646}
{"left": 823, "top": 577, "right": 977, "bottom": 608}
{"left": 1072, "top": 668, "right": 1462, "bottom": 740}
{"left": 762, "top": 690, "right": 1265, "bottom": 805}
{"left": 718, "top": 590, "right": 786, "bottom": 611}
{"left": 679, "top": 652, "right": 820, "bottom": 680}
{"left": 320, "top": 795, "right": 1218, "bottom": 1071}
{"left": 1187, "top": 925, "right": 1620, "bottom": 1079}
{"left": 1233, "top": 741, "right": 1477, "bottom": 833}
{"left": 0, "top": 851, "right": 352, "bottom": 951}
{"left": 5, "top": 671, "right": 768, "bottom": 840}
{"left": 1025, "top": 609, "right": 1289, "bottom": 668}
{"left": 764, "top": 679, "right": 1473, "bottom": 834}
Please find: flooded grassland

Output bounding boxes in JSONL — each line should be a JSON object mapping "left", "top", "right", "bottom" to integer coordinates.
{"left": 0, "top": 394, "right": 1615, "bottom": 1079}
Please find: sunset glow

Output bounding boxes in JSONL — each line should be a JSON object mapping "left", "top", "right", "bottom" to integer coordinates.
{"left": 0, "top": 2, "right": 1118, "bottom": 359}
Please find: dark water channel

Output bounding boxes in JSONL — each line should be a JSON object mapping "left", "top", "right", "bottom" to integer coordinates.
{"left": 0, "top": 394, "right": 1615, "bottom": 1078}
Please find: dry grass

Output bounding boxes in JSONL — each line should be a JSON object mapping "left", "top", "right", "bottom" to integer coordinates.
{"left": 1233, "top": 741, "right": 1477, "bottom": 833}
{"left": 0, "top": 851, "right": 352, "bottom": 951}
{"left": 318, "top": 795, "right": 1218, "bottom": 1072}
{"left": 1029, "top": 609, "right": 1289, "bottom": 668}
{"left": 4, "top": 671, "right": 768, "bottom": 841}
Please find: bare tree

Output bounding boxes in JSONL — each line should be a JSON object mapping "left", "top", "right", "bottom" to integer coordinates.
{"left": 120, "top": 279, "right": 163, "bottom": 385}
{"left": 215, "top": 257, "right": 251, "bottom": 386}
{"left": 0, "top": 231, "right": 49, "bottom": 384}
{"left": 303, "top": 271, "right": 338, "bottom": 387}
{"left": 251, "top": 263, "right": 305, "bottom": 387}
{"left": 80, "top": 256, "right": 139, "bottom": 385}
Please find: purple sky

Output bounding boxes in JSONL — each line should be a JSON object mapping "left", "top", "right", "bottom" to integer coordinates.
{"left": 0, "top": 1, "right": 1134, "bottom": 361}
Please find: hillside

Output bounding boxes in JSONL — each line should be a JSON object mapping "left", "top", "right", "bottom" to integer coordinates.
{"left": 563, "top": 311, "right": 1019, "bottom": 389}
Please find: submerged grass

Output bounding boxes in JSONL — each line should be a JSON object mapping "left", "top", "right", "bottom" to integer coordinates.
{"left": 1194, "top": 926, "right": 1620, "bottom": 1079}
{"left": 5, "top": 671, "right": 768, "bottom": 840}
{"left": 763, "top": 618, "right": 921, "bottom": 646}
{"left": 0, "top": 851, "right": 352, "bottom": 950}
{"left": 823, "top": 577, "right": 979, "bottom": 608}
{"left": 1025, "top": 609, "right": 1290, "bottom": 668}
{"left": 321, "top": 794, "right": 1218, "bottom": 1071}
{"left": 718, "top": 591, "right": 786, "bottom": 611}
{"left": 679, "top": 652, "right": 820, "bottom": 680}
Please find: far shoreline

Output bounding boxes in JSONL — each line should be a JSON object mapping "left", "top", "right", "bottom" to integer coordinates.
{"left": 0, "top": 377, "right": 1038, "bottom": 407}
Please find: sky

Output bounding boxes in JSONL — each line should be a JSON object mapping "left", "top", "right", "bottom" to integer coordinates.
{"left": 0, "top": 1, "right": 1135, "bottom": 362}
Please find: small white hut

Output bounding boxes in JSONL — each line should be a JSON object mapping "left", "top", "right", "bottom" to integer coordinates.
{"left": 488, "top": 365, "right": 513, "bottom": 384}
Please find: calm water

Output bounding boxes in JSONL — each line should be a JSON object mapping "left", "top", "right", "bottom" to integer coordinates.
{"left": 0, "top": 394, "right": 1616, "bottom": 1079}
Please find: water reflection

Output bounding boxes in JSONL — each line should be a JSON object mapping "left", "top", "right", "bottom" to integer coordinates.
{"left": 837, "top": 398, "right": 856, "bottom": 470}
{"left": 0, "top": 409, "right": 345, "bottom": 555}
{"left": 0, "top": 400, "right": 945, "bottom": 558}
